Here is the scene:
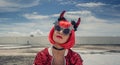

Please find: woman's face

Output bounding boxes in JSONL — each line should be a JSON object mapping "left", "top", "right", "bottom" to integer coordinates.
{"left": 53, "top": 29, "right": 70, "bottom": 44}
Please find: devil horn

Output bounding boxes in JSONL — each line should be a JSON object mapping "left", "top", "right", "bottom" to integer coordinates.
{"left": 60, "top": 11, "right": 66, "bottom": 18}
{"left": 76, "top": 18, "right": 81, "bottom": 27}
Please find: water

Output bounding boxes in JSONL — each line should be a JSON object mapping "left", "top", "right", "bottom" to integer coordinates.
{"left": 0, "top": 36, "right": 120, "bottom": 45}
{"left": 71, "top": 49, "right": 119, "bottom": 65}
{"left": 81, "top": 53, "right": 120, "bottom": 65}
{"left": 0, "top": 45, "right": 32, "bottom": 49}
{"left": 76, "top": 36, "right": 120, "bottom": 44}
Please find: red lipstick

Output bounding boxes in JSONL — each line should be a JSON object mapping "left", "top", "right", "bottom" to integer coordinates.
{"left": 56, "top": 35, "right": 62, "bottom": 39}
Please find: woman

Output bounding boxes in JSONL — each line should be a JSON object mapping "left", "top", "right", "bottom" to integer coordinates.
{"left": 33, "top": 11, "right": 83, "bottom": 65}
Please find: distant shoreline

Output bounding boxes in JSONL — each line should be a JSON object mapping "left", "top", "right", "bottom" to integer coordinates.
{"left": 0, "top": 44, "right": 120, "bottom": 49}
{"left": 0, "top": 44, "right": 120, "bottom": 56}
{"left": 75, "top": 44, "right": 120, "bottom": 46}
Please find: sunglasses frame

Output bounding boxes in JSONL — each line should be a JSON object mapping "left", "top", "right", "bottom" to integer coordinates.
{"left": 54, "top": 25, "right": 72, "bottom": 35}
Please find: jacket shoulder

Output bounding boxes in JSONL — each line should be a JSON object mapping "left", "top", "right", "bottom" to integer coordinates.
{"left": 66, "top": 49, "right": 83, "bottom": 65}
{"left": 37, "top": 48, "right": 49, "bottom": 56}
{"left": 33, "top": 48, "right": 51, "bottom": 65}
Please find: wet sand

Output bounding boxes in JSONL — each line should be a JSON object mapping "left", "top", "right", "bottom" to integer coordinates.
{"left": 0, "top": 44, "right": 120, "bottom": 65}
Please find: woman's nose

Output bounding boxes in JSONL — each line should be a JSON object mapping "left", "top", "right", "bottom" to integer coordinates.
{"left": 59, "top": 30, "right": 63, "bottom": 34}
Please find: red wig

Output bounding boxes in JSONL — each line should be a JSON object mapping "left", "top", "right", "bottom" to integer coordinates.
{"left": 48, "top": 27, "right": 75, "bottom": 49}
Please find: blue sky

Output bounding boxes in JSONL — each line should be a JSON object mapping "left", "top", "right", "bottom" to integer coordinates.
{"left": 0, "top": 0, "right": 120, "bottom": 37}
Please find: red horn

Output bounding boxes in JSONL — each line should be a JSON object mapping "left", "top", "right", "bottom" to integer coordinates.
{"left": 76, "top": 18, "right": 81, "bottom": 27}
{"left": 60, "top": 11, "right": 66, "bottom": 18}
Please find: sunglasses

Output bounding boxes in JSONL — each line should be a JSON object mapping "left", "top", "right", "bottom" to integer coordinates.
{"left": 54, "top": 25, "right": 71, "bottom": 35}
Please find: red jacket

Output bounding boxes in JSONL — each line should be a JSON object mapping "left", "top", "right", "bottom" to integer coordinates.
{"left": 33, "top": 48, "right": 83, "bottom": 65}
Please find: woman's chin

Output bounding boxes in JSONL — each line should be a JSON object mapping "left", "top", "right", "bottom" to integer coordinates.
{"left": 54, "top": 40, "right": 64, "bottom": 44}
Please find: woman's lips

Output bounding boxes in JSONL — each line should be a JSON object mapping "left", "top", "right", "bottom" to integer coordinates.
{"left": 56, "top": 35, "right": 63, "bottom": 39}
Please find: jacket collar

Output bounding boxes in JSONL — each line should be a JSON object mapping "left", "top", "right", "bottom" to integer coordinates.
{"left": 48, "top": 46, "right": 68, "bottom": 56}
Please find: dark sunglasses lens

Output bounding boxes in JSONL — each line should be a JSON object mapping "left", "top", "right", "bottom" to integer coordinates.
{"left": 55, "top": 25, "right": 61, "bottom": 31}
{"left": 63, "top": 29, "right": 70, "bottom": 35}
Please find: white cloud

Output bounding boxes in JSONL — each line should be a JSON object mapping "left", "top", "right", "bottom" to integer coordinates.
{"left": 56, "top": 0, "right": 77, "bottom": 5}
{"left": 0, "top": 10, "right": 120, "bottom": 36}
{"left": 30, "top": 29, "right": 43, "bottom": 36}
{"left": 76, "top": 2, "right": 106, "bottom": 7}
{"left": 0, "top": 18, "right": 53, "bottom": 37}
{"left": 77, "top": 23, "right": 120, "bottom": 36}
{"left": 0, "top": 0, "right": 40, "bottom": 12}
{"left": 0, "top": 27, "right": 44, "bottom": 37}
{"left": 22, "top": 10, "right": 120, "bottom": 36}
{"left": 0, "top": 0, "right": 12, "bottom": 7}
{"left": 62, "top": 10, "right": 120, "bottom": 36}
{"left": 23, "top": 12, "right": 49, "bottom": 19}
{"left": 64, "top": 10, "right": 106, "bottom": 23}
{"left": 0, "top": 18, "right": 10, "bottom": 21}
{"left": 1, "top": 32, "right": 28, "bottom": 37}
{"left": 0, "top": 0, "right": 40, "bottom": 7}
{"left": 59, "top": 1, "right": 70, "bottom": 5}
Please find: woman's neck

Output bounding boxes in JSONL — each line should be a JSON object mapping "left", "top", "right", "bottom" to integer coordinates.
{"left": 52, "top": 44, "right": 65, "bottom": 54}
{"left": 51, "top": 44, "right": 66, "bottom": 65}
{"left": 53, "top": 46, "right": 64, "bottom": 50}
{"left": 53, "top": 44, "right": 64, "bottom": 49}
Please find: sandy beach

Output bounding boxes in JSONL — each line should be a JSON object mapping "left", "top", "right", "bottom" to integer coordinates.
{"left": 0, "top": 44, "right": 120, "bottom": 65}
